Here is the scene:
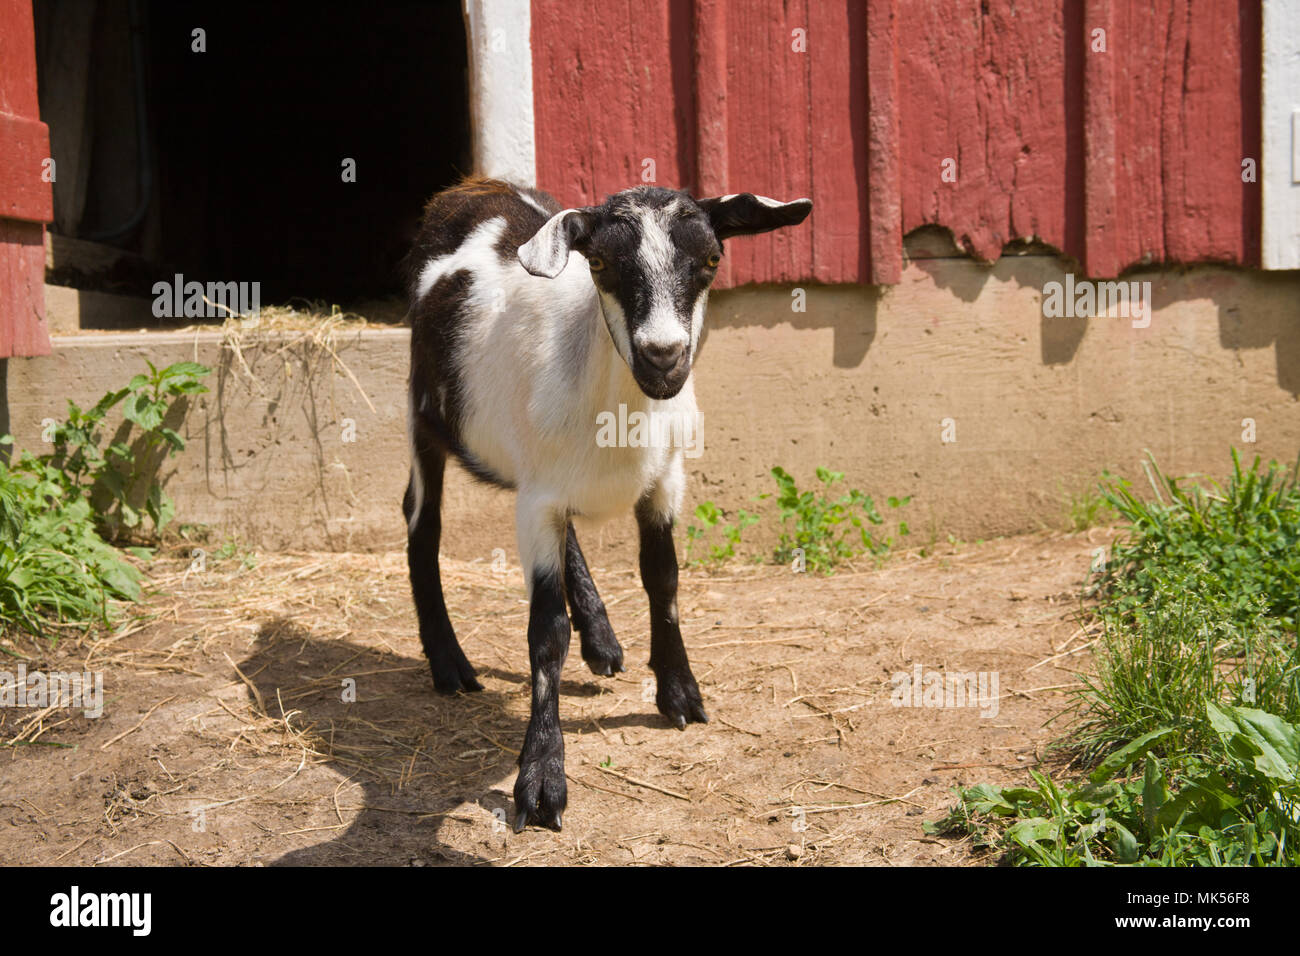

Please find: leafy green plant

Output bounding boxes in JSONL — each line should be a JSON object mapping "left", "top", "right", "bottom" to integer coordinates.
{"left": 1067, "top": 581, "right": 1299, "bottom": 766}
{"left": 214, "top": 536, "right": 259, "bottom": 571}
{"left": 928, "top": 703, "right": 1299, "bottom": 866}
{"left": 933, "top": 449, "right": 1300, "bottom": 866}
{"left": 1097, "top": 449, "right": 1300, "bottom": 631}
{"left": 29, "top": 360, "right": 209, "bottom": 539}
{"left": 684, "top": 501, "right": 759, "bottom": 566}
{"left": 0, "top": 361, "right": 207, "bottom": 638}
{"left": 0, "top": 454, "right": 141, "bottom": 639}
{"left": 1068, "top": 450, "right": 1300, "bottom": 762}
{"left": 765, "top": 466, "right": 910, "bottom": 573}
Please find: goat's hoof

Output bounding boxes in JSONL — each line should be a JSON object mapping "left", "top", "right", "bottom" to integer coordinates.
{"left": 430, "top": 662, "right": 484, "bottom": 695}
{"left": 579, "top": 623, "right": 625, "bottom": 677}
{"left": 581, "top": 645, "right": 625, "bottom": 677}
{"left": 655, "top": 670, "right": 709, "bottom": 729}
{"left": 513, "top": 788, "right": 565, "bottom": 833}
{"left": 514, "top": 808, "right": 562, "bottom": 833}
{"left": 514, "top": 742, "right": 567, "bottom": 832}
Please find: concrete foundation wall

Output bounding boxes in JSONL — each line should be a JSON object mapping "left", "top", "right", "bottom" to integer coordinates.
{"left": 6, "top": 254, "right": 1299, "bottom": 561}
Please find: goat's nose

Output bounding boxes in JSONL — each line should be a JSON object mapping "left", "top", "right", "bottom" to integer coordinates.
{"left": 641, "top": 342, "right": 684, "bottom": 372}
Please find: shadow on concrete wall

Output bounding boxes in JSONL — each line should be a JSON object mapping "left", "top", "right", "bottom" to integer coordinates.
{"left": 705, "top": 240, "right": 1300, "bottom": 400}
{"left": 703, "top": 284, "right": 880, "bottom": 370}
{"left": 94, "top": 397, "right": 192, "bottom": 531}
{"left": 1214, "top": 272, "right": 1300, "bottom": 398}
{"left": 904, "top": 229, "right": 1090, "bottom": 367}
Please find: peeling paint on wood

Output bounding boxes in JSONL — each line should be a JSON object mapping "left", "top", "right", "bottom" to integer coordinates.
{"left": 526, "top": 1, "right": 1261, "bottom": 285}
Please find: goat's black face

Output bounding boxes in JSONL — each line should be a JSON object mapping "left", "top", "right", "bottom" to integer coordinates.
{"left": 518, "top": 187, "right": 812, "bottom": 400}
{"left": 581, "top": 191, "right": 719, "bottom": 399}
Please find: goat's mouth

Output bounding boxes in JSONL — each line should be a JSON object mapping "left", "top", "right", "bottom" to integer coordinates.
{"left": 631, "top": 352, "right": 691, "bottom": 400}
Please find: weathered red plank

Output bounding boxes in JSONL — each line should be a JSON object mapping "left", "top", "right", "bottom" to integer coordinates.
{"left": 530, "top": 0, "right": 1258, "bottom": 286}
{"left": 0, "top": 0, "right": 52, "bottom": 357}
{"left": 897, "top": 0, "right": 1071, "bottom": 262}
{"left": 866, "top": 0, "right": 901, "bottom": 284}
{"left": 1104, "top": 2, "right": 1167, "bottom": 270}
{"left": 0, "top": 0, "right": 40, "bottom": 118}
{"left": 0, "top": 0, "right": 48, "bottom": 223}
{"left": 1238, "top": 0, "right": 1261, "bottom": 268}
{"left": 1082, "top": 0, "right": 1118, "bottom": 276}
{"left": 1095, "top": 1, "right": 1254, "bottom": 274}
{"left": 806, "top": 0, "right": 868, "bottom": 285}
{"left": 721, "top": 0, "right": 814, "bottom": 285}
{"left": 0, "top": 219, "right": 50, "bottom": 358}
{"left": 693, "top": 0, "right": 731, "bottom": 284}
{"left": 1165, "top": 2, "right": 1253, "bottom": 265}
{"left": 531, "top": 0, "right": 692, "bottom": 209}
{"left": 0, "top": 112, "right": 54, "bottom": 223}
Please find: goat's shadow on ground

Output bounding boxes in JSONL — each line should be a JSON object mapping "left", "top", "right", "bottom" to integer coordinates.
{"left": 240, "top": 618, "right": 665, "bottom": 865}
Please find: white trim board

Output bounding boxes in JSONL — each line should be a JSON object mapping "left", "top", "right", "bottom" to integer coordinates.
{"left": 463, "top": 0, "right": 536, "bottom": 186}
{"left": 1262, "top": 0, "right": 1300, "bottom": 269}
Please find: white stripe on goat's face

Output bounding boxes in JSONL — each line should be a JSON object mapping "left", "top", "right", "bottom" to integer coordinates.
{"left": 634, "top": 205, "right": 689, "bottom": 356}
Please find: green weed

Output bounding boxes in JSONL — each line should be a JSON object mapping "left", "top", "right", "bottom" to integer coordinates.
{"left": 0, "top": 455, "right": 140, "bottom": 639}
{"left": 934, "top": 449, "right": 1300, "bottom": 866}
{"left": 25, "top": 360, "right": 210, "bottom": 540}
{"left": 0, "top": 360, "right": 209, "bottom": 638}
{"left": 765, "top": 466, "right": 910, "bottom": 573}
{"left": 684, "top": 501, "right": 759, "bottom": 567}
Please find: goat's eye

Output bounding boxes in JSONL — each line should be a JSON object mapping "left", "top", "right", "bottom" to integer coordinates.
{"left": 706, "top": 253, "right": 721, "bottom": 268}
{"left": 588, "top": 256, "right": 605, "bottom": 272}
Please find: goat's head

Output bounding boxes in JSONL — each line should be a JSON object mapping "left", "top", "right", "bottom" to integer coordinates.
{"left": 518, "top": 187, "right": 812, "bottom": 399}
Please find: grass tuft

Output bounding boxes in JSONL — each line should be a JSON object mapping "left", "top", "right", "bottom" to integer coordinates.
{"left": 931, "top": 449, "right": 1300, "bottom": 866}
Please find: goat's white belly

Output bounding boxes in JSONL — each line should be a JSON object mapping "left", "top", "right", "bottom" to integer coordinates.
{"left": 464, "top": 411, "right": 672, "bottom": 520}
{"left": 560, "top": 440, "right": 674, "bottom": 520}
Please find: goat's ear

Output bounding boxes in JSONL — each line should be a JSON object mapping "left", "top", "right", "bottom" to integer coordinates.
{"left": 517, "top": 208, "right": 595, "bottom": 278}
{"left": 695, "top": 193, "right": 812, "bottom": 240}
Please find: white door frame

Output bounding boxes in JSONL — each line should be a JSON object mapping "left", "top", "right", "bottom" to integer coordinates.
{"left": 1262, "top": 0, "right": 1300, "bottom": 269}
{"left": 463, "top": 0, "right": 537, "bottom": 185}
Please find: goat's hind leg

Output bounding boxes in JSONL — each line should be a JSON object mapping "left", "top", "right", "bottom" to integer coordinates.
{"left": 405, "top": 441, "right": 482, "bottom": 694}
{"left": 564, "top": 522, "right": 624, "bottom": 676}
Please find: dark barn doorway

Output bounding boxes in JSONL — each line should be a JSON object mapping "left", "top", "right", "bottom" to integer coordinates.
{"left": 35, "top": 0, "right": 470, "bottom": 310}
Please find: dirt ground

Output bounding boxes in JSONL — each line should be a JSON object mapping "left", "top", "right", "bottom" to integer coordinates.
{"left": 0, "top": 529, "right": 1110, "bottom": 866}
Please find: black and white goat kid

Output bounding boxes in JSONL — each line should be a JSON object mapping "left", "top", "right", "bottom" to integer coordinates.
{"left": 402, "top": 178, "right": 811, "bottom": 831}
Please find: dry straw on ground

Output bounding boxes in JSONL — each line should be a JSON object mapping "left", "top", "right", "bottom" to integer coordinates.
{"left": 0, "top": 529, "right": 1103, "bottom": 865}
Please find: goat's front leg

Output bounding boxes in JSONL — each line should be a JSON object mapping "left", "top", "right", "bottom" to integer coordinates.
{"left": 635, "top": 495, "right": 709, "bottom": 728}
{"left": 513, "top": 498, "right": 570, "bottom": 831}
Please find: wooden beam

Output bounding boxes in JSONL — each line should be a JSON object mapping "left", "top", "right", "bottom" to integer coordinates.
{"left": 866, "top": 0, "right": 901, "bottom": 285}
{"left": 0, "top": 113, "right": 53, "bottom": 224}
{"left": 1081, "top": 0, "right": 1117, "bottom": 277}
{"left": 693, "top": 0, "right": 730, "bottom": 285}
{"left": 0, "top": 219, "right": 51, "bottom": 357}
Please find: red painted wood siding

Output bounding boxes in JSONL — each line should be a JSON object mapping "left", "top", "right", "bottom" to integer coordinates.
{"left": 531, "top": 0, "right": 1261, "bottom": 286}
{"left": 0, "top": 0, "right": 52, "bottom": 357}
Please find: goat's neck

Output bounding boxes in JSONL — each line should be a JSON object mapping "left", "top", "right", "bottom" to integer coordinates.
{"left": 579, "top": 294, "right": 659, "bottom": 417}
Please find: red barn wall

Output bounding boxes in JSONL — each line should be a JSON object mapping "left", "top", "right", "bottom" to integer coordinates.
{"left": 0, "top": 0, "right": 53, "bottom": 358}
{"left": 530, "top": 0, "right": 1262, "bottom": 287}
